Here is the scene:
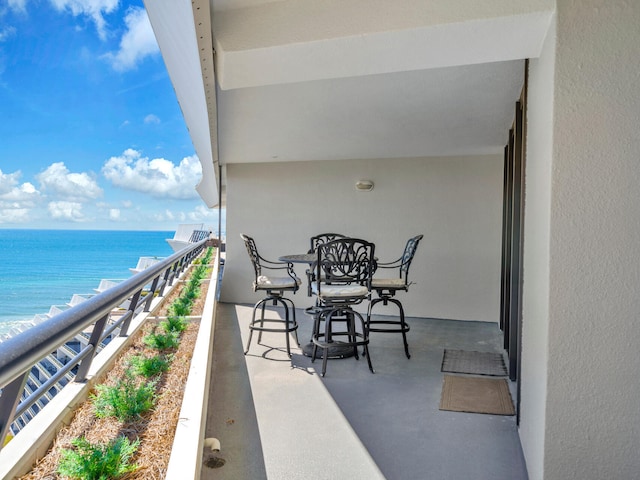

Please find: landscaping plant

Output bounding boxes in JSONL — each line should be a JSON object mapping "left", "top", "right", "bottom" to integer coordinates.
{"left": 169, "top": 296, "right": 192, "bottom": 317}
{"left": 92, "top": 373, "right": 157, "bottom": 421}
{"left": 129, "top": 354, "right": 171, "bottom": 378}
{"left": 160, "top": 315, "right": 188, "bottom": 334}
{"left": 57, "top": 435, "right": 139, "bottom": 480}
{"left": 143, "top": 330, "right": 180, "bottom": 350}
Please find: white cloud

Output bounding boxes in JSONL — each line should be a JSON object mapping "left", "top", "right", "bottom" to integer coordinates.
{"left": 102, "top": 149, "right": 201, "bottom": 199}
{"left": 36, "top": 162, "right": 103, "bottom": 201}
{"left": 0, "top": 26, "right": 17, "bottom": 42}
{"left": 187, "top": 204, "right": 216, "bottom": 221}
{"left": 47, "top": 200, "right": 86, "bottom": 221}
{"left": 49, "top": 0, "right": 119, "bottom": 40}
{"left": 0, "top": 170, "right": 42, "bottom": 221}
{"left": 103, "top": 7, "right": 159, "bottom": 71}
{"left": 1, "top": 182, "right": 39, "bottom": 203}
{"left": 152, "top": 205, "right": 218, "bottom": 226}
{"left": 0, "top": 208, "right": 31, "bottom": 223}
{"left": 6, "top": 0, "right": 28, "bottom": 12}
{"left": 0, "top": 168, "right": 22, "bottom": 195}
{"left": 154, "top": 209, "right": 174, "bottom": 221}
{"left": 109, "top": 208, "right": 121, "bottom": 220}
{"left": 144, "top": 113, "right": 160, "bottom": 124}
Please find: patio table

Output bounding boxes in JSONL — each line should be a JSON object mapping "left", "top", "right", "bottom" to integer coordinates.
{"left": 278, "top": 253, "right": 316, "bottom": 264}
{"left": 279, "top": 253, "right": 356, "bottom": 360}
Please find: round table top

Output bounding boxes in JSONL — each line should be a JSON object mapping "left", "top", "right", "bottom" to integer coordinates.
{"left": 279, "top": 253, "right": 316, "bottom": 264}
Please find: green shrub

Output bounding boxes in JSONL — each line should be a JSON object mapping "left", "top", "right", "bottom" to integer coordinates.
{"left": 57, "top": 436, "right": 139, "bottom": 480}
{"left": 143, "top": 331, "right": 180, "bottom": 350}
{"left": 170, "top": 296, "right": 192, "bottom": 317}
{"left": 182, "top": 285, "right": 200, "bottom": 302}
{"left": 188, "top": 273, "right": 202, "bottom": 285}
{"left": 191, "top": 269, "right": 206, "bottom": 282}
{"left": 129, "top": 354, "right": 171, "bottom": 378}
{"left": 161, "top": 315, "right": 188, "bottom": 334}
{"left": 92, "top": 374, "right": 156, "bottom": 421}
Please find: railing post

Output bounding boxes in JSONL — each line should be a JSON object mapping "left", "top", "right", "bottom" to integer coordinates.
{"left": 120, "top": 289, "right": 142, "bottom": 336}
{"left": 0, "top": 372, "right": 29, "bottom": 451}
{"left": 74, "top": 313, "right": 109, "bottom": 382}
{"left": 168, "top": 261, "right": 179, "bottom": 286}
{"left": 157, "top": 267, "right": 171, "bottom": 297}
{"left": 177, "top": 256, "right": 186, "bottom": 276}
{"left": 144, "top": 277, "right": 160, "bottom": 312}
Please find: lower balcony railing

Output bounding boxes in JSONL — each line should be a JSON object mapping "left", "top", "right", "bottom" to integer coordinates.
{"left": 0, "top": 239, "right": 221, "bottom": 478}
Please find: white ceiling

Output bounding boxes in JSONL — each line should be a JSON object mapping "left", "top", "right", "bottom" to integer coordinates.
{"left": 218, "top": 60, "right": 526, "bottom": 163}
{"left": 208, "top": 0, "right": 554, "bottom": 165}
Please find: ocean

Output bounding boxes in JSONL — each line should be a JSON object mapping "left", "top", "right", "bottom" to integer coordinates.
{"left": 0, "top": 229, "right": 175, "bottom": 336}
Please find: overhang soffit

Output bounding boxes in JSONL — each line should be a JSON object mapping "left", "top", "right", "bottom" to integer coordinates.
{"left": 211, "top": 0, "right": 554, "bottom": 89}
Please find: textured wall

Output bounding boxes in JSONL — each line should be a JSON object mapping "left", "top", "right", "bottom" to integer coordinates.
{"left": 221, "top": 155, "right": 504, "bottom": 322}
{"left": 542, "top": 1, "right": 640, "bottom": 478}
{"left": 520, "top": 13, "right": 555, "bottom": 480}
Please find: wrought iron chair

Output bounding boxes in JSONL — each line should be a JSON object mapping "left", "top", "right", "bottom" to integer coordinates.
{"left": 310, "top": 238, "right": 375, "bottom": 376}
{"left": 305, "top": 233, "right": 347, "bottom": 296}
{"left": 308, "top": 233, "right": 347, "bottom": 253}
{"left": 241, "top": 234, "right": 301, "bottom": 357}
{"left": 366, "top": 234, "right": 424, "bottom": 358}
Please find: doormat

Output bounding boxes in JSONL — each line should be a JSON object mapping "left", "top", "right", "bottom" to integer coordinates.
{"left": 439, "top": 375, "right": 515, "bottom": 416}
{"left": 441, "top": 349, "right": 508, "bottom": 376}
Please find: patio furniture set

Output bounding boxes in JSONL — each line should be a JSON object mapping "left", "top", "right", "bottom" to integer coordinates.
{"left": 241, "top": 233, "right": 423, "bottom": 376}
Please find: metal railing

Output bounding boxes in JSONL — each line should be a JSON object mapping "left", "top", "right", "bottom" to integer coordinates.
{"left": 0, "top": 240, "right": 207, "bottom": 450}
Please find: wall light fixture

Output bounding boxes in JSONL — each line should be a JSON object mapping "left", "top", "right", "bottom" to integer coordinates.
{"left": 355, "top": 180, "right": 374, "bottom": 192}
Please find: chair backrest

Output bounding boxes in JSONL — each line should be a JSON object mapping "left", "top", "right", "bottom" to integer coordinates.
{"left": 316, "top": 238, "right": 375, "bottom": 287}
{"left": 309, "top": 233, "right": 347, "bottom": 253}
{"left": 399, "top": 234, "right": 424, "bottom": 283}
{"left": 240, "top": 234, "right": 262, "bottom": 279}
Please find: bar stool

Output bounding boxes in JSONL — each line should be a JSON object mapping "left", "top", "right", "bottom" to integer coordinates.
{"left": 310, "top": 237, "right": 375, "bottom": 376}
{"left": 241, "top": 234, "right": 300, "bottom": 357}
{"left": 367, "top": 234, "right": 423, "bottom": 359}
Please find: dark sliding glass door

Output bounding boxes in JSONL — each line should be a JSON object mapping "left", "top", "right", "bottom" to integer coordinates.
{"left": 500, "top": 60, "right": 528, "bottom": 422}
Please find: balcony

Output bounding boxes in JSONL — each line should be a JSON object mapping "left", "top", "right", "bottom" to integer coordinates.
{"left": 201, "top": 303, "right": 527, "bottom": 479}
{"left": 1, "top": 246, "right": 527, "bottom": 479}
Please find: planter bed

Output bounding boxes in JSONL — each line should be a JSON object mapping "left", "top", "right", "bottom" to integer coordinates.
{"left": 8, "top": 249, "right": 220, "bottom": 480}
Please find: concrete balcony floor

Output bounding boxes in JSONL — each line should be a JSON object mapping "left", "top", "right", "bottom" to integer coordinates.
{"left": 202, "top": 302, "right": 528, "bottom": 480}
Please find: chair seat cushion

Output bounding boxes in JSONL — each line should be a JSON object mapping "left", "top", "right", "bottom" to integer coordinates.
{"left": 312, "top": 282, "right": 369, "bottom": 298}
{"left": 256, "top": 275, "right": 301, "bottom": 289}
{"left": 371, "top": 278, "right": 407, "bottom": 289}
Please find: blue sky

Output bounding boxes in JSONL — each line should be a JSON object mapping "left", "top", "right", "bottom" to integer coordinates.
{"left": 0, "top": 0, "right": 222, "bottom": 231}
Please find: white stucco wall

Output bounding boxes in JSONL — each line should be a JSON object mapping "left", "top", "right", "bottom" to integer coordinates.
{"left": 530, "top": 1, "right": 640, "bottom": 478}
{"left": 221, "top": 155, "right": 504, "bottom": 323}
{"left": 519, "top": 13, "right": 555, "bottom": 480}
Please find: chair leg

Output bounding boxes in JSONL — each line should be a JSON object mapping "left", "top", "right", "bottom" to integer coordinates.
{"left": 313, "top": 307, "right": 373, "bottom": 376}
{"left": 282, "top": 299, "right": 291, "bottom": 356}
{"left": 311, "top": 311, "right": 321, "bottom": 362}
{"left": 354, "top": 310, "right": 374, "bottom": 373}
{"left": 396, "top": 300, "right": 410, "bottom": 359}
{"left": 245, "top": 298, "right": 267, "bottom": 355}
{"left": 346, "top": 310, "right": 359, "bottom": 360}
{"left": 257, "top": 301, "right": 268, "bottom": 344}
{"left": 282, "top": 297, "right": 300, "bottom": 347}
{"left": 321, "top": 309, "right": 334, "bottom": 376}
{"left": 310, "top": 307, "right": 333, "bottom": 375}
{"left": 367, "top": 295, "right": 411, "bottom": 359}
{"left": 245, "top": 295, "right": 299, "bottom": 356}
